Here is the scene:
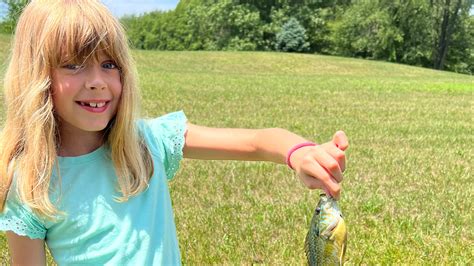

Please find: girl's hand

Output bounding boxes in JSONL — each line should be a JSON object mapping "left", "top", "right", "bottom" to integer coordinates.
{"left": 289, "top": 131, "right": 348, "bottom": 200}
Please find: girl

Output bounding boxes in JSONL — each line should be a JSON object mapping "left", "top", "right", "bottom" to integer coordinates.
{"left": 0, "top": 0, "right": 348, "bottom": 265}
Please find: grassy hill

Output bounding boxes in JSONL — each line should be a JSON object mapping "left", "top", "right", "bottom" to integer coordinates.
{"left": 0, "top": 33, "right": 473, "bottom": 264}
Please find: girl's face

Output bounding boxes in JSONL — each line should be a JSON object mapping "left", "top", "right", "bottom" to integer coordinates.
{"left": 51, "top": 52, "right": 122, "bottom": 136}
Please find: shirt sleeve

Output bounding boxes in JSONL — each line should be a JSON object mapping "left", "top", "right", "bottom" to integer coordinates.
{"left": 140, "top": 111, "right": 188, "bottom": 180}
{"left": 0, "top": 190, "right": 47, "bottom": 240}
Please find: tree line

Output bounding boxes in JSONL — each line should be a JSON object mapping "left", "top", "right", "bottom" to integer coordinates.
{"left": 121, "top": 0, "right": 473, "bottom": 74}
{"left": 1, "top": 0, "right": 473, "bottom": 74}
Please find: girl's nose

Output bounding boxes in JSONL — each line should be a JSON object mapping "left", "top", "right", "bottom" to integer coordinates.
{"left": 85, "top": 66, "right": 107, "bottom": 90}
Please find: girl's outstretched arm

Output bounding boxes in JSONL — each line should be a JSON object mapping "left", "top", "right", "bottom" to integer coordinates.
{"left": 6, "top": 231, "right": 46, "bottom": 265}
{"left": 183, "top": 123, "right": 348, "bottom": 199}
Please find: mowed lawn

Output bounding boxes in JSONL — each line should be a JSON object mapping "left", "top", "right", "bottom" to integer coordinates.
{"left": 0, "top": 33, "right": 473, "bottom": 264}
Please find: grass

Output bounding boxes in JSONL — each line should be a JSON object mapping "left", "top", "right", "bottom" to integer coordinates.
{"left": 0, "top": 33, "right": 473, "bottom": 264}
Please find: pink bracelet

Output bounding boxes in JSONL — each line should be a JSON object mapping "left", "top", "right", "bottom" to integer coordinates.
{"left": 286, "top": 142, "right": 317, "bottom": 170}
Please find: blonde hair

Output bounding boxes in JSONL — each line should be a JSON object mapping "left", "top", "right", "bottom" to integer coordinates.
{"left": 0, "top": 0, "right": 153, "bottom": 219}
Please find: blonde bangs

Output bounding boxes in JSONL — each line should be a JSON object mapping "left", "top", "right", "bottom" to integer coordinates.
{"left": 41, "top": 1, "right": 124, "bottom": 69}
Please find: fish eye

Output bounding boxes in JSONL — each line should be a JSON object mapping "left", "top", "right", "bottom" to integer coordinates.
{"left": 315, "top": 207, "right": 321, "bottom": 215}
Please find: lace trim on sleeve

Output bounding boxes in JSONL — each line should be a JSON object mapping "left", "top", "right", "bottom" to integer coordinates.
{"left": 165, "top": 114, "right": 187, "bottom": 180}
{"left": 0, "top": 215, "right": 46, "bottom": 239}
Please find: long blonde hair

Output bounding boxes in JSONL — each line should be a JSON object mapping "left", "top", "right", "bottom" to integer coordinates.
{"left": 0, "top": 0, "right": 153, "bottom": 219}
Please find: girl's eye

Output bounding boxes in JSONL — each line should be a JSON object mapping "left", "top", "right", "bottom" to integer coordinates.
{"left": 103, "top": 62, "right": 119, "bottom": 69}
{"left": 62, "top": 64, "right": 83, "bottom": 70}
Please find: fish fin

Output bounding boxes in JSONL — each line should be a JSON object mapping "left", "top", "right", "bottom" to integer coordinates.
{"left": 339, "top": 241, "right": 346, "bottom": 265}
{"left": 340, "top": 231, "right": 347, "bottom": 265}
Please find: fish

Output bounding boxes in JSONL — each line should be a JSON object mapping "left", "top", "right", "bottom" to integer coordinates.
{"left": 304, "top": 194, "right": 347, "bottom": 265}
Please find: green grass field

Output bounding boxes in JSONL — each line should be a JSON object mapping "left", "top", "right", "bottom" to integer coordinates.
{"left": 0, "top": 33, "right": 473, "bottom": 264}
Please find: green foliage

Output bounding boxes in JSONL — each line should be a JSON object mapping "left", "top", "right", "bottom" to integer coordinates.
{"left": 121, "top": 0, "right": 264, "bottom": 51}
{"left": 275, "top": 17, "right": 309, "bottom": 52}
{"left": 0, "top": 0, "right": 28, "bottom": 33}
{"left": 1, "top": 0, "right": 470, "bottom": 73}
{"left": 201, "top": 1, "right": 262, "bottom": 51}
{"left": 332, "top": 0, "right": 473, "bottom": 73}
{"left": 392, "top": 1, "right": 433, "bottom": 67}
{"left": 120, "top": 0, "right": 472, "bottom": 74}
{"left": 333, "top": 2, "right": 403, "bottom": 60}
{"left": 121, "top": 0, "right": 342, "bottom": 52}
{"left": 442, "top": 2, "right": 474, "bottom": 74}
{"left": 305, "top": 8, "right": 334, "bottom": 53}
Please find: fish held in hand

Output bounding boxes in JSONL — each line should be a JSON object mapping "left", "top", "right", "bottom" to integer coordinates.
{"left": 304, "top": 194, "right": 347, "bottom": 265}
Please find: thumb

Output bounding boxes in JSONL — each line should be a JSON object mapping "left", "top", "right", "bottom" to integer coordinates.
{"left": 332, "top": 130, "right": 349, "bottom": 151}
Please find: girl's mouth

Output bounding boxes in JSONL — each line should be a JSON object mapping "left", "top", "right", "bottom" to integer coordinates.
{"left": 76, "top": 101, "right": 110, "bottom": 113}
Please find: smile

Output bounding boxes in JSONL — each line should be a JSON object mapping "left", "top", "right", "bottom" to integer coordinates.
{"left": 75, "top": 100, "right": 110, "bottom": 113}
{"left": 78, "top": 101, "right": 106, "bottom": 108}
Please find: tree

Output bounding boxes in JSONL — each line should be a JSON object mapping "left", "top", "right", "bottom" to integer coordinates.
{"left": 275, "top": 17, "right": 310, "bottom": 52}
{"left": 432, "top": 0, "right": 470, "bottom": 70}
{"left": 332, "top": 0, "right": 473, "bottom": 73}
{"left": 120, "top": 0, "right": 473, "bottom": 73}
{"left": 389, "top": 1, "right": 433, "bottom": 67}
{"left": 333, "top": 1, "right": 403, "bottom": 60}
{"left": 442, "top": 5, "right": 474, "bottom": 73}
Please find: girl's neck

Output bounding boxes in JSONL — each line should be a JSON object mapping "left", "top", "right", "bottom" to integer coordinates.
{"left": 57, "top": 125, "right": 105, "bottom": 157}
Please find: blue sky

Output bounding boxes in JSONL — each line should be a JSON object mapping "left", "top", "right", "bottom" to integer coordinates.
{"left": 0, "top": 2, "right": 472, "bottom": 20}
{"left": 102, "top": 0, "right": 179, "bottom": 17}
{"left": 0, "top": 2, "right": 6, "bottom": 19}
{"left": 0, "top": 0, "right": 179, "bottom": 20}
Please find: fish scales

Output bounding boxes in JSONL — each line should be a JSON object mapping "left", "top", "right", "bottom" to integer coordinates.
{"left": 305, "top": 194, "right": 347, "bottom": 265}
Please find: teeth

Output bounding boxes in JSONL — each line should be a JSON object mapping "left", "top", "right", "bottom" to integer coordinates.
{"left": 79, "top": 101, "right": 106, "bottom": 108}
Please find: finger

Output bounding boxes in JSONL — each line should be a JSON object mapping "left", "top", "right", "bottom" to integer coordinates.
{"left": 313, "top": 146, "right": 343, "bottom": 183}
{"left": 325, "top": 144, "right": 346, "bottom": 173}
{"left": 299, "top": 173, "right": 331, "bottom": 196}
{"left": 332, "top": 131, "right": 349, "bottom": 151}
{"left": 301, "top": 161, "right": 341, "bottom": 199}
{"left": 300, "top": 172, "right": 324, "bottom": 190}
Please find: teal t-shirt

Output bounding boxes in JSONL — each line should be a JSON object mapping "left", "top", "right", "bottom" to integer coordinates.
{"left": 0, "top": 111, "right": 187, "bottom": 265}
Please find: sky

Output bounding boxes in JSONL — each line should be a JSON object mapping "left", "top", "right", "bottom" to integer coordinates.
{"left": 0, "top": 0, "right": 180, "bottom": 20}
{"left": 0, "top": 2, "right": 472, "bottom": 20}
{"left": 0, "top": 2, "right": 6, "bottom": 19}
{"left": 102, "top": 0, "right": 179, "bottom": 18}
